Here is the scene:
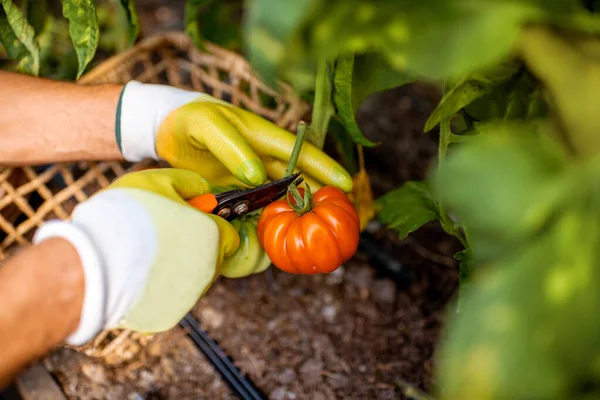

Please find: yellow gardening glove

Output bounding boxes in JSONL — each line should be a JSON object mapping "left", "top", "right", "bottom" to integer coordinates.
{"left": 115, "top": 81, "right": 353, "bottom": 192}
{"left": 33, "top": 168, "right": 239, "bottom": 345}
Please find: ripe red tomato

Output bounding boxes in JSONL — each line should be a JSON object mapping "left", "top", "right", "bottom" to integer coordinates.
{"left": 257, "top": 186, "right": 360, "bottom": 274}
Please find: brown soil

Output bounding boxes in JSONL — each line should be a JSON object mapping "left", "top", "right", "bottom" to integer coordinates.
{"left": 31, "top": 1, "right": 462, "bottom": 399}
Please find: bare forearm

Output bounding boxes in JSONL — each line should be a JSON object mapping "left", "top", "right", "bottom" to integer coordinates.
{"left": 0, "top": 70, "right": 124, "bottom": 164}
{"left": 0, "top": 238, "right": 84, "bottom": 389}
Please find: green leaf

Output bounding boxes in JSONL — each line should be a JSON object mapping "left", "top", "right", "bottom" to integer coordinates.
{"left": 244, "top": 0, "right": 592, "bottom": 93}
{"left": 331, "top": 54, "right": 378, "bottom": 147}
{"left": 515, "top": 25, "right": 600, "bottom": 159}
{"left": 186, "top": 0, "right": 243, "bottom": 51}
{"left": 0, "top": 0, "right": 40, "bottom": 75}
{"left": 118, "top": 0, "right": 139, "bottom": 46}
{"left": 436, "top": 204, "right": 600, "bottom": 399}
{"left": 25, "top": 0, "right": 47, "bottom": 37}
{"left": 463, "top": 69, "right": 549, "bottom": 122}
{"left": 299, "top": 1, "right": 543, "bottom": 81}
{"left": 377, "top": 181, "right": 439, "bottom": 239}
{"left": 328, "top": 117, "right": 358, "bottom": 175}
{"left": 432, "top": 122, "right": 570, "bottom": 264}
{"left": 424, "top": 60, "right": 521, "bottom": 132}
{"left": 185, "top": 0, "right": 214, "bottom": 49}
{"left": 351, "top": 51, "right": 415, "bottom": 110}
{"left": 61, "top": 0, "right": 99, "bottom": 79}
{"left": 244, "top": 0, "right": 316, "bottom": 87}
{"left": 330, "top": 52, "right": 412, "bottom": 149}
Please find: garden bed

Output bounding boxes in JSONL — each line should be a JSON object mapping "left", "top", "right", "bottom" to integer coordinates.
{"left": 41, "top": 84, "right": 461, "bottom": 400}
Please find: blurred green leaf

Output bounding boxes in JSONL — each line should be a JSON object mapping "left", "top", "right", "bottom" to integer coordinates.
{"left": 244, "top": 0, "right": 315, "bottom": 86}
{"left": 377, "top": 181, "right": 440, "bottom": 239}
{"left": 185, "top": 0, "right": 214, "bottom": 49}
{"left": 245, "top": 0, "right": 593, "bottom": 93}
{"left": 24, "top": 0, "right": 47, "bottom": 37}
{"left": 432, "top": 122, "right": 569, "bottom": 264}
{"left": 424, "top": 60, "right": 521, "bottom": 132}
{"left": 332, "top": 54, "right": 378, "bottom": 147}
{"left": 61, "top": 0, "right": 99, "bottom": 79}
{"left": 118, "top": 0, "right": 139, "bottom": 45}
{"left": 437, "top": 203, "right": 600, "bottom": 399}
{"left": 186, "top": 0, "right": 243, "bottom": 51}
{"left": 97, "top": 0, "right": 131, "bottom": 54}
{"left": 0, "top": 0, "right": 40, "bottom": 75}
{"left": 516, "top": 25, "right": 600, "bottom": 159}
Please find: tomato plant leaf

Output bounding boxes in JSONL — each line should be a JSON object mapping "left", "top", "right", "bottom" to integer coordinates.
{"left": 244, "top": 0, "right": 315, "bottom": 86}
{"left": 516, "top": 25, "right": 600, "bottom": 159}
{"left": 424, "top": 60, "right": 521, "bottom": 132}
{"left": 351, "top": 52, "right": 414, "bottom": 110}
{"left": 244, "top": 0, "right": 591, "bottom": 92}
{"left": 376, "top": 181, "right": 439, "bottom": 239}
{"left": 328, "top": 117, "right": 358, "bottom": 174}
{"left": 118, "top": 0, "right": 139, "bottom": 46}
{"left": 24, "top": 0, "right": 47, "bottom": 37}
{"left": 463, "top": 69, "right": 549, "bottom": 122}
{"left": 436, "top": 204, "right": 600, "bottom": 399}
{"left": 185, "top": 0, "right": 212, "bottom": 49}
{"left": 61, "top": 0, "right": 99, "bottom": 79}
{"left": 332, "top": 54, "right": 378, "bottom": 147}
{"left": 186, "top": 0, "right": 244, "bottom": 51}
{"left": 432, "top": 122, "right": 569, "bottom": 263}
{"left": 0, "top": 0, "right": 40, "bottom": 75}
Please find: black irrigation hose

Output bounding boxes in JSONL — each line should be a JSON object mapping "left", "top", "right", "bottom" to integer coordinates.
{"left": 358, "top": 231, "right": 412, "bottom": 288}
{"left": 179, "top": 313, "right": 267, "bottom": 400}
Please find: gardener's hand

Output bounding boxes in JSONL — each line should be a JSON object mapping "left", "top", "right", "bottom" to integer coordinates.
{"left": 115, "top": 81, "right": 353, "bottom": 192}
{"left": 32, "top": 168, "right": 239, "bottom": 345}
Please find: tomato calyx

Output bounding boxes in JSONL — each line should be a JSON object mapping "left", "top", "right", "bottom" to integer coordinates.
{"left": 286, "top": 183, "right": 314, "bottom": 215}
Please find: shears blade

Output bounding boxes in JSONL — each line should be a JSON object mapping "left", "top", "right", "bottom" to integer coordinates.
{"left": 188, "top": 172, "right": 303, "bottom": 221}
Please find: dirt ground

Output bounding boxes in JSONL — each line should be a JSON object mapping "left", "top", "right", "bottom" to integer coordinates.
{"left": 36, "top": 2, "right": 461, "bottom": 399}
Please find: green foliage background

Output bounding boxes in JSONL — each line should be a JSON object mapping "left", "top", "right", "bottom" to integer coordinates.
{"left": 4, "top": 0, "right": 600, "bottom": 398}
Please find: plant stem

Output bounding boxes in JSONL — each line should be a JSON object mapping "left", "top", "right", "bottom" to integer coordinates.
{"left": 285, "top": 121, "right": 310, "bottom": 211}
{"left": 306, "top": 58, "right": 333, "bottom": 149}
{"left": 437, "top": 118, "right": 469, "bottom": 249}
{"left": 285, "top": 121, "right": 307, "bottom": 177}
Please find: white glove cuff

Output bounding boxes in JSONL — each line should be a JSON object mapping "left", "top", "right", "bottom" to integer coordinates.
{"left": 33, "top": 220, "right": 107, "bottom": 346}
{"left": 116, "top": 81, "right": 202, "bottom": 162}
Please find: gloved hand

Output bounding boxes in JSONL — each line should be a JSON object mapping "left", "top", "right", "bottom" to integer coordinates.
{"left": 32, "top": 168, "right": 239, "bottom": 346}
{"left": 115, "top": 81, "right": 353, "bottom": 192}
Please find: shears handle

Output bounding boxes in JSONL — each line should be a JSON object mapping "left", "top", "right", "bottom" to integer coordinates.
{"left": 187, "top": 193, "right": 218, "bottom": 213}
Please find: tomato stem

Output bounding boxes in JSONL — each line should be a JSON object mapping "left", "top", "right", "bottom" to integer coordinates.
{"left": 284, "top": 121, "right": 315, "bottom": 214}
{"left": 284, "top": 121, "right": 306, "bottom": 178}
{"left": 305, "top": 58, "right": 333, "bottom": 149}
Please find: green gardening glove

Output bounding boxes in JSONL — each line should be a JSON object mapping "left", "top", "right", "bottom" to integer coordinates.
{"left": 115, "top": 81, "right": 353, "bottom": 192}
{"left": 32, "top": 168, "right": 239, "bottom": 345}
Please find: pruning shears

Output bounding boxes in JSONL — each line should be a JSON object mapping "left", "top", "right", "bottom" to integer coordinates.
{"left": 187, "top": 172, "right": 304, "bottom": 222}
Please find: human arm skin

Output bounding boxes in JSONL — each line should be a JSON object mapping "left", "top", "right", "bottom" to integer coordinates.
{"left": 0, "top": 70, "right": 124, "bottom": 165}
{"left": 0, "top": 238, "right": 84, "bottom": 389}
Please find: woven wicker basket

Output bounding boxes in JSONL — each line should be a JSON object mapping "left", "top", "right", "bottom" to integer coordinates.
{"left": 0, "top": 31, "right": 308, "bottom": 364}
